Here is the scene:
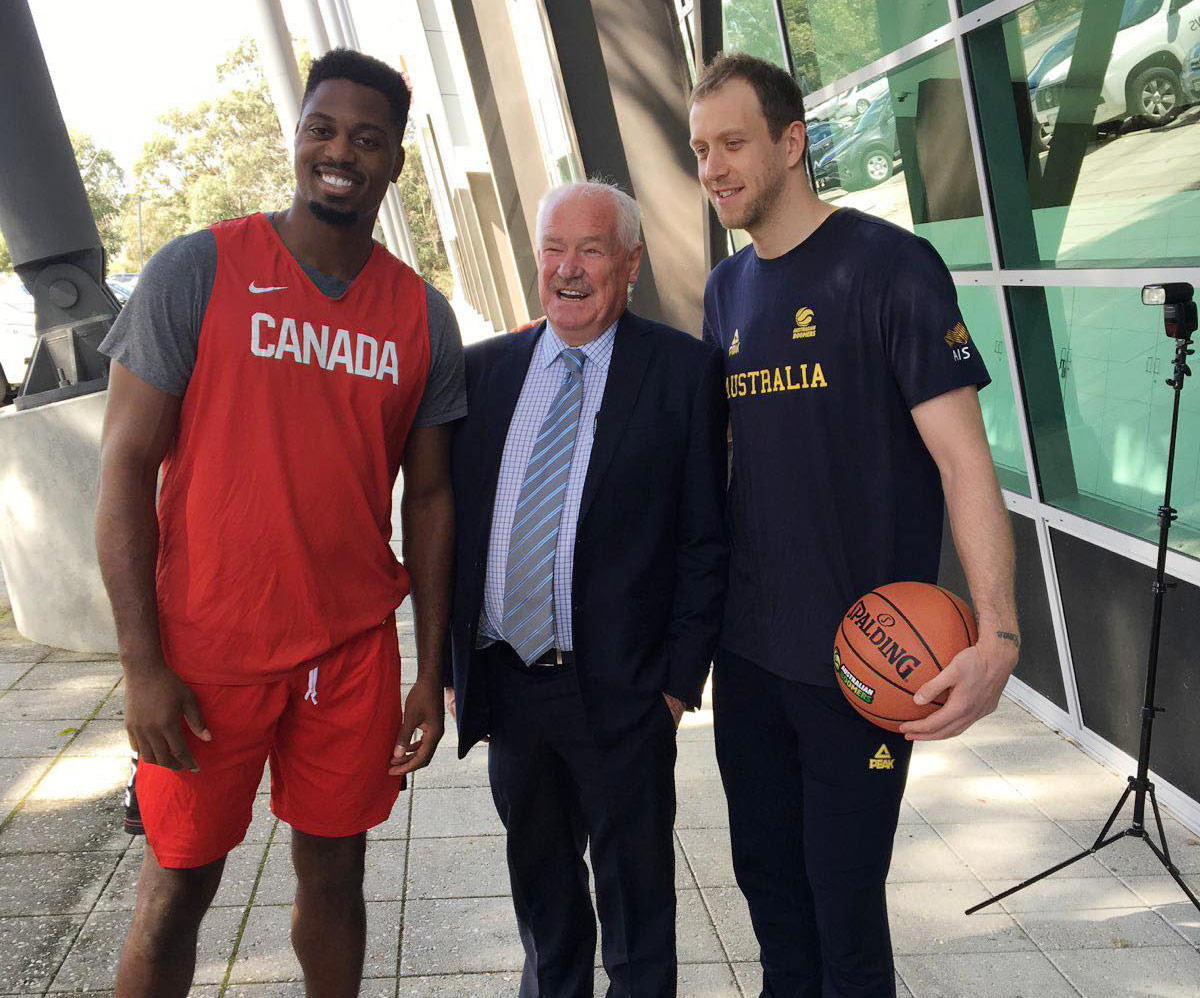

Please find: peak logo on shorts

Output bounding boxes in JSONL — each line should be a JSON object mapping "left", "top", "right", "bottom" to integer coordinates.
{"left": 250, "top": 311, "right": 401, "bottom": 384}
{"left": 729, "top": 329, "right": 740, "bottom": 356}
{"left": 792, "top": 307, "right": 816, "bottom": 339}
{"left": 944, "top": 322, "right": 973, "bottom": 362}
{"left": 869, "top": 744, "right": 895, "bottom": 770}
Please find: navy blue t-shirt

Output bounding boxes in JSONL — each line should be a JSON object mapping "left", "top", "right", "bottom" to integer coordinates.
{"left": 702, "top": 208, "right": 990, "bottom": 686}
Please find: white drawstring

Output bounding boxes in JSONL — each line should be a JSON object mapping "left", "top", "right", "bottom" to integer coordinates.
{"left": 304, "top": 666, "right": 319, "bottom": 706}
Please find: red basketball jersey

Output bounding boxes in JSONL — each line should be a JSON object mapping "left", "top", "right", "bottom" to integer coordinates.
{"left": 155, "top": 212, "right": 430, "bottom": 683}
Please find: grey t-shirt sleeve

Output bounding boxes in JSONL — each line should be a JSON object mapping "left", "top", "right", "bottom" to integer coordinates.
{"left": 413, "top": 283, "right": 467, "bottom": 428}
{"left": 98, "top": 229, "right": 217, "bottom": 396}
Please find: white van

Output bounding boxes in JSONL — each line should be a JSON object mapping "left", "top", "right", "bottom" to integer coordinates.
{"left": 1030, "top": 0, "right": 1200, "bottom": 134}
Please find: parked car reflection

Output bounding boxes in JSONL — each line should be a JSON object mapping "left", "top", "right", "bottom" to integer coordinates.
{"left": 814, "top": 94, "right": 900, "bottom": 191}
{"left": 1028, "top": 0, "right": 1200, "bottom": 144}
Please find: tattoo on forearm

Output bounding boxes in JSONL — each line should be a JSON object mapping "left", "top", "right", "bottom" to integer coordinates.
{"left": 996, "top": 630, "right": 1021, "bottom": 648}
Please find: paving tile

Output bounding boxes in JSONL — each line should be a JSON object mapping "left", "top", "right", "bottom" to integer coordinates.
{"left": 49, "top": 905, "right": 241, "bottom": 990}
{"left": 904, "top": 776, "right": 1045, "bottom": 824}
{"left": 29, "top": 756, "right": 130, "bottom": 801}
{"left": 222, "top": 984, "right": 392, "bottom": 997}
{"left": 1006, "top": 771, "right": 1131, "bottom": 821}
{"left": 60, "top": 721, "right": 131, "bottom": 758}
{"left": 675, "top": 889, "right": 726, "bottom": 965}
{"left": 733, "top": 962, "right": 911, "bottom": 997}
{"left": 40, "top": 648, "right": 119, "bottom": 663}
{"left": 211, "top": 841, "right": 272, "bottom": 910}
{"left": 1058, "top": 817, "right": 1200, "bottom": 877}
{"left": 980, "top": 875, "right": 1148, "bottom": 913}
{"left": 1048, "top": 945, "right": 1200, "bottom": 998}
{"left": 93, "top": 847, "right": 144, "bottom": 911}
{"left": 415, "top": 745, "right": 491, "bottom": 789}
{"left": 675, "top": 739, "right": 721, "bottom": 783}
{"left": 1152, "top": 900, "right": 1200, "bottom": 945}
{"left": 228, "top": 901, "right": 400, "bottom": 982}
{"left": 0, "top": 642, "right": 51, "bottom": 664}
{"left": 968, "top": 732, "right": 1111, "bottom": 778}
{"left": 0, "top": 719, "right": 80, "bottom": 758}
{"left": 897, "top": 799, "right": 924, "bottom": 825}
{"left": 96, "top": 687, "right": 125, "bottom": 720}
{"left": 895, "top": 951, "right": 1080, "bottom": 998}
{"left": 887, "top": 825, "right": 978, "bottom": 884}
{"left": 0, "top": 755, "right": 54, "bottom": 800}
{"left": 0, "top": 662, "right": 33, "bottom": 687}
{"left": 0, "top": 850, "right": 120, "bottom": 916}
{"left": 887, "top": 881, "right": 1035, "bottom": 955}
{"left": 409, "top": 787, "right": 503, "bottom": 839}
{"left": 907, "top": 740, "right": 997, "bottom": 781}
{"left": 391, "top": 972, "right": 520, "bottom": 996}
{"left": 0, "top": 688, "right": 113, "bottom": 721}
{"left": 675, "top": 783, "right": 732, "bottom": 829}
{"left": 678, "top": 826, "right": 736, "bottom": 888}
{"left": 251, "top": 837, "right": 408, "bottom": 905}
{"left": 0, "top": 798, "right": 130, "bottom": 853}
{"left": 1013, "top": 906, "right": 1185, "bottom": 950}
{"left": 935, "top": 820, "right": 1110, "bottom": 880}
{"left": 367, "top": 790, "right": 412, "bottom": 841}
{"left": 15, "top": 662, "right": 122, "bottom": 691}
{"left": 1123, "top": 874, "right": 1200, "bottom": 908}
{"left": 0, "top": 914, "right": 84, "bottom": 992}
{"left": 675, "top": 709, "right": 718, "bottom": 743}
{"left": 400, "top": 896, "right": 524, "bottom": 975}
{"left": 244, "top": 798, "right": 280, "bottom": 844}
{"left": 703, "top": 886, "right": 757, "bottom": 963}
{"left": 407, "top": 835, "right": 510, "bottom": 899}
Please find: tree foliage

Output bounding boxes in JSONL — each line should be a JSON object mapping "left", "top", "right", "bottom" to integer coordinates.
{"left": 113, "top": 38, "right": 453, "bottom": 296}
{"left": 0, "top": 131, "right": 125, "bottom": 273}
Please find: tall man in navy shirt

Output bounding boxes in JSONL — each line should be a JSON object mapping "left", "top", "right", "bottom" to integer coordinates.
{"left": 446, "top": 181, "right": 728, "bottom": 997}
{"left": 688, "top": 53, "right": 1021, "bottom": 997}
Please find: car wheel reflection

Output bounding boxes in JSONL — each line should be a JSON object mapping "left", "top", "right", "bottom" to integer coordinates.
{"left": 1129, "top": 64, "right": 1183, "bottom": 125}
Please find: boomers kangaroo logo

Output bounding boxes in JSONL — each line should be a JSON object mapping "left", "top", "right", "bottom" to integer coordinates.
{"left": 792, "top": 307, "right": 816, "bottom": 339}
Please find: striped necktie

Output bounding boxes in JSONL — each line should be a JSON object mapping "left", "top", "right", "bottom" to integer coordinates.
{"left": 503, "top": 347, "right": 586, "bottom": 664}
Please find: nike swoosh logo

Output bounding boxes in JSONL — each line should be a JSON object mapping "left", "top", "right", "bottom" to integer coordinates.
{"left": 249, "top": 282, "right": 288, "bottom": 294}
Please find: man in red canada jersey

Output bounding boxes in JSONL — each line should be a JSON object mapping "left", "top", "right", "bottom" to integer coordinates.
{"left": 95, "top": 49, "right": 463, "bottom": 997}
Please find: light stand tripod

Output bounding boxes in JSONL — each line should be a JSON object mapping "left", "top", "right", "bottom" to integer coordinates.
{"left": 967, "top": 282, "right": 1200, "bottom": 918}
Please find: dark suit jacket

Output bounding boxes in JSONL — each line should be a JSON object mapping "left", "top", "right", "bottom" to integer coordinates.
{"left": 448, "top": 310, "right": 728, "bottom": 755}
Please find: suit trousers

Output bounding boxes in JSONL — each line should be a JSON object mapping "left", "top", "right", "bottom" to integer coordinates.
{"left": 713, "top": 649, "right": 912, "bottom": 998}
{"left": 485, "top": 645, "right": 678, "bottom": 998}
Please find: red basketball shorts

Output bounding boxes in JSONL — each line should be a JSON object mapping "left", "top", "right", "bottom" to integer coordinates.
{"left": 137, "top": 620, "right": 404, "bottom": 868}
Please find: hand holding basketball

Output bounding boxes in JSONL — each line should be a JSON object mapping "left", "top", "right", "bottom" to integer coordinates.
{"left": 899, "top": 628, "right": 1019, "bottom": 741}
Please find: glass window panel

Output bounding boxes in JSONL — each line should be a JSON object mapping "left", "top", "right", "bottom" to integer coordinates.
{"left": 781, "top": 0, "right": 951, "bottom": 92}
{"left": 958, "top": 285, "right": 1031, "bottom": 494}
{"left": 1010, "top": 284, "right": 1200, "bottom": 555}
{"left": 968, "top": 0, "right": 1200, "bottom": 268}
{"left": 808, "top": 44, "right": 991, "bottom": 269}
{"left": 723, "top": 0, "right": 788, "bottom": 69}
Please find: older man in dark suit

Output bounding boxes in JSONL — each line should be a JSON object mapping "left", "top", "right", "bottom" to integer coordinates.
{"left": 446, "top": 180, "right": 727, "bottom": 998}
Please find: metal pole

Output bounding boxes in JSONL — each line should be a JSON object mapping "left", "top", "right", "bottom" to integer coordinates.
{"left": 297, "top": 0, "right": 331, "bottom": 55}
{"left": 318, "top": 0, "right": 348, "bottom": 48}
{"left": 136, "top": 195, "right": 143, "bottom": 270}
{"left": 250, "top": 0, "right": 304, "bottom": 142}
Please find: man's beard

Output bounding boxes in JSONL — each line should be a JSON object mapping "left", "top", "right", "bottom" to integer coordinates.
{"left": 717, "top": 162, "right": 787, "bottom": 233}
{"left": 307, "top": 199, "right": 359, "bottom": 228}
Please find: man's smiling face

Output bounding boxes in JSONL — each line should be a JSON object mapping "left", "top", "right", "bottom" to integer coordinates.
{"left": 537, "top": 191, "right": 642, "bottom": 344}
{"left": 294, "top": 78, "right": 403, "bottom": 228}
{"left": 689, "top": 77, "right": 798, "bottom": 233}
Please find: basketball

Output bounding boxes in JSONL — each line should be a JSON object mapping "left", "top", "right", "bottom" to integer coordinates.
{"left": 833, "top": 581, "right": 978, "bottom": 732}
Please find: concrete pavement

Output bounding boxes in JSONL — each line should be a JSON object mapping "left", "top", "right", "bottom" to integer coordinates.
{"left": 1, "top": 586, "right": 1198, "bottom": 996}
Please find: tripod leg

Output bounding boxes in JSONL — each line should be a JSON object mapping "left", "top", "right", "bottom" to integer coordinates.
{"left": 965, "top": 784, "right": 1134, "bottom": 916}
{"left": 1144, "top": 789, "right": 1200, "bottom": 914}
{"left": 1091, "top": 782, "right": 1134, "bottom": 848}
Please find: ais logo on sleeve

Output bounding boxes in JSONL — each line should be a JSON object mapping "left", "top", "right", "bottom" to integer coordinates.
{"left": 944, "top": 322, "right": 972, "bottom": 362}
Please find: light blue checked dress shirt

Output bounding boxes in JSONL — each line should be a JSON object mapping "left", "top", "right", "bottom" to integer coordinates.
{"left": 479, "top": 321, "right": 618, "bottom": 651}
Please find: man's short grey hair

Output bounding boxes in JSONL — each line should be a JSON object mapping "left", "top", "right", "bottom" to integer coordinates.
{"left": 536, "top": 179, "right": 643, "bottom": 251}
